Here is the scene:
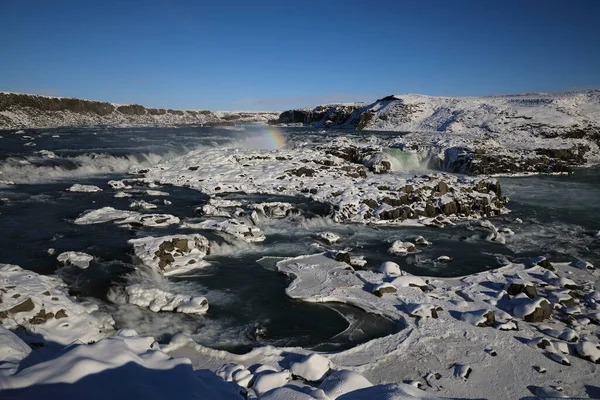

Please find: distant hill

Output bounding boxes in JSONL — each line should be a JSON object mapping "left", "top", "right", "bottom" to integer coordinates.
{"left": 276, "top": 90, "right": 600, "bottom": 136}
{"left": 0, "top": 92, "right": 279, "bottom": 129}
{"left": 275, "top": 91, "right": 600, "bottom": 175}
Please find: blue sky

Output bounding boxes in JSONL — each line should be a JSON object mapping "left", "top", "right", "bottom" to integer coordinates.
{"left": 1, "top": 0, "right": 599, "bottom": 110}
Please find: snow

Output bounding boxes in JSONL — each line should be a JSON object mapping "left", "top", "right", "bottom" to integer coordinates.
{"left": 378, "top": 261, "right": 402, "bottom": 276}
{"left": 0, "top": 264, "right": 114, "bottom": 346}
{"left": 319, "top": 370, "right": 372, "bottom": 399}
{"left": 289, "top": 353, "right": 331, "bottom": 382}
{"left": 0, "top": 333, "right": 243, "bottom": 400}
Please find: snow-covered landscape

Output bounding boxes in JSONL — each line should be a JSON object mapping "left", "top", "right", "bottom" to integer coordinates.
{"left": 0, "top": 91, "right": 600, "bottom": 399}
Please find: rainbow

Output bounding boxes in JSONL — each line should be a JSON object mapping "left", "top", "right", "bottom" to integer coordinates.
{"left": 266, "top": 126, "right": 287, "bottom": 149}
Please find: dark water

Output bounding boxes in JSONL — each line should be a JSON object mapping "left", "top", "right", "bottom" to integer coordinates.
{"left": 1, "top": 126, "right": 598, "bottom": 352}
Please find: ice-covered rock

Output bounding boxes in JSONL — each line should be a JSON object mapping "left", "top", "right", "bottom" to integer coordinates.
{"left": 390, "top": 275, "right": 428, "bottom": 291}
{"left": 461, "top": 309, "right": 495, "bottom": 327}
{"left": 575, "top": 339, "right": 600, "bottom": 363}
{"left": 109, "top": 284, "right": 208, "bottom": 315}
{"left": 388, "top": 241, "right": 415, "bottom": 255}
{"left": 67, "top": 184, "right": 102, "bottom": 193}
{"left": 74, "top": 206, "right": 180, "bottom": 227}
{"left": 405, "top": 303, "right": 442, "bottom": 319}
{"left": 129, "top": 200, "right": 158, "bottom": 210}
{"left": 378, "top": 261, "right": 401, "bottom": 277}
{"left": 413, "top": 236, "right": 431, "bottom": 246}
{"left": 183, "top": 218, "right": 265, "bottom": 243}
{"left": 512, "top": 297, "right": 552, "bottom": 322}
{"left": 319, "top": 231, "right": 340, "bottom": 244}
{"left": 128, "top": 234, "right": 210, "bottom": 276}
{"left": 56, "top": 251, "right": 94, "bottom": 269}
{"left": 373, "top": 282, "right": 397, "bottom": 297}
{"left": 289, "top": 353, "right": 331, "bottom": 382}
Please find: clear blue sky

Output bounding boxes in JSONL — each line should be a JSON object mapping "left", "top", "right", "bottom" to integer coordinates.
{"left": 1, "top": 0, "right": 599, "bottom": 110}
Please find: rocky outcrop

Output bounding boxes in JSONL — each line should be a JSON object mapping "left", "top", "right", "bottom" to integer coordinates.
{"left": 0, "top": 92, "right": 279, "bottom": 129}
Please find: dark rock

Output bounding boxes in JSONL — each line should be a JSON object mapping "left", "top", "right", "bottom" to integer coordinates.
{"left": 362, "top": 199, "right": 378, "bottom": 209}
{"left": 55, "top": 309, "right": 68, "bottom": 319}
{"left": 507, "top": 283, "right": 538, "bottom": 298}
{"left": 29, "top": 308, "right": 55, "bottom": 325}
{"left": 334, "top": 252, "right": 351, "bottom": 264}
{"left": 373, "top": 285, "right": 397, "bottom": 297}
{"left": 523, "top": 299, "right": 553, "bottom": 322}
{"left": 288, "top": 167, "right": 316, "bottom": 177}
{"left": 8, "top": 298, "right": 35, "bottom": 314}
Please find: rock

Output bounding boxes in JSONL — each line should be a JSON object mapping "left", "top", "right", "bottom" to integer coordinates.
{"left": 388, "top": 241, "right": 415, "bottom": 255}
{"left": 528, "top": 256, "right": 555, "bottom": 271}
{"left": 506, "top": 280, "right": 537, "bottom": 298}
{"left": 289, "top": 353, "right": 331, "bottom": 382}
{"left": 372, "top": 283, "right": 397, "bottom": 297}
{"left": 413, "top": 236, "right": 431, "bottom": 246}
{"left": 334, "top": 252, "right": 351, "bottom": 264}
{"left": 29, "top": 308, "right": 55, "bottom": 325}
{"left": 436, "top": 255, "right": 453, "bottom": 263}
{"left": 405, "top": 303, "right": 442, "bottom": 319}
{"left": 8, "top": 298, "right": 35, "bottom": 314}
{"left": 378, "top": 261, "right": 401, "bottom": 276}
{"left": 55, "top": 309, "right": 68, "bottom": 319}
{"left": 319, "top": 232, "right": 340, "bottom": 244}
{"left": 533, "top": 366, "right": 547, "bottom": 374}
